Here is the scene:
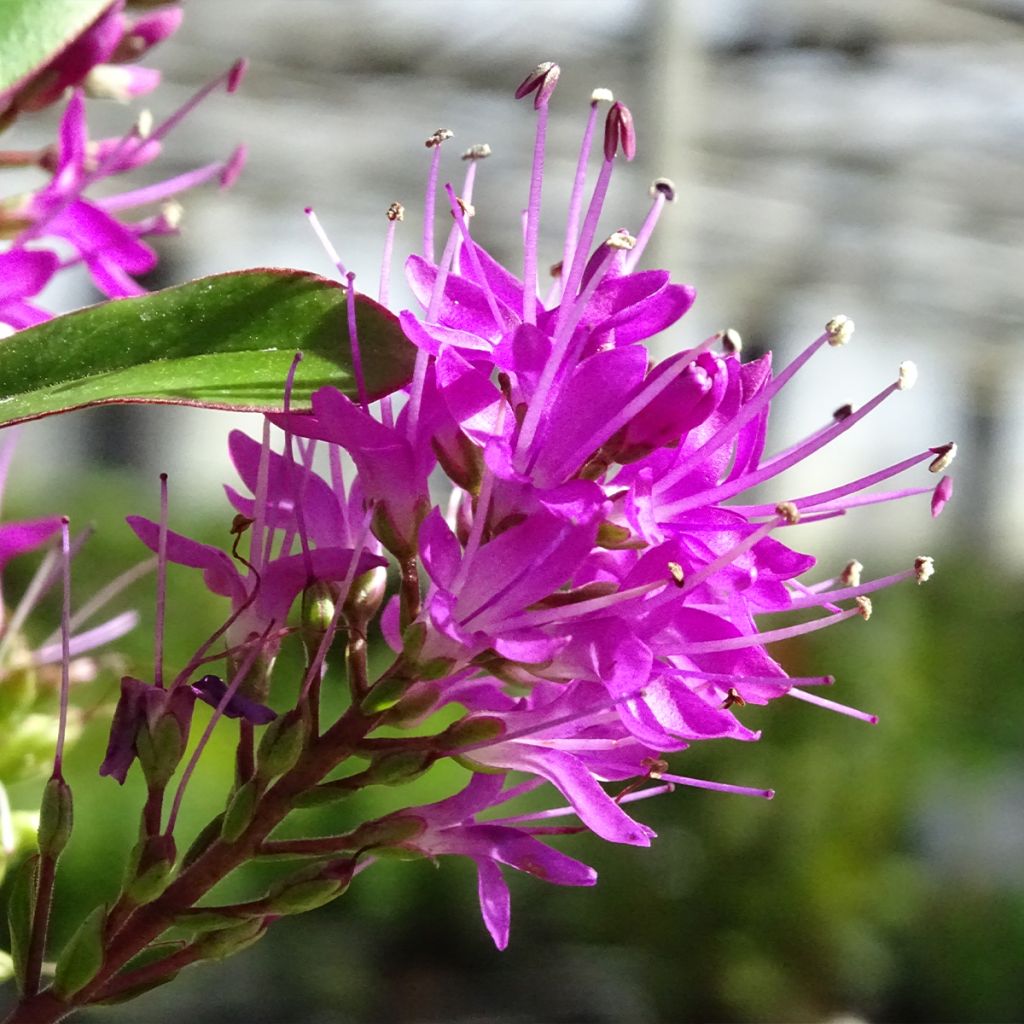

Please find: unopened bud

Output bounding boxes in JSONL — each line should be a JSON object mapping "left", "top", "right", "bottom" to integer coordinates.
{"left": 37, "top": 775, "right": 73, "bottom": 858}
{"left": 53, "top": 905, "right": 107, "bottom": 998}
{"left": 362, "top": 750, "right": 433, "bottom": 786}
{"left": 898, "top": 360, "right": 918, "bottom": 391}
{"left": 344, "top": 565, "right": 388, "bottom": 621}
{"left": 194, "top": 917, "right": 266, "bottom": 961}
{"left": 256, "top": 708, "right": 308, "bottom": 781}
{"left": 221, "top": 779, "right": 259, "bottom": 843}
{"left": 125, "top": 835, "right": 176, "bottom": 904}
{"left": 267, "top": 868, "right": 350, "bottom": 914}
{"left": 360, "top": 674, "right": 415, "bottom": 715}
{"left": 301, "top": 580, "right": 335, "bottom": 641}
{"left": 841, "top": 560, "right": 864, "bottom": 587}
{"left": 856, "top": 596, "right": 873, "bottom": 621}
{"left": 825, "top": 315, "right": 854, "bottom": 347}
{"left": 775, "top": 501, "right": 800, "bottom": 525}
{"left": 444, "top": 716, "right": 505, "bottom": 749}
{"left": 914, "top": 555, "right": 935, "bottom": 584}
{"left": 928, "top": 442, "right": 957, "bottom": 474}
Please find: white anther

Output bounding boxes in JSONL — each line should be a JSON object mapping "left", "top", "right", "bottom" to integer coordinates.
{"left": 425, "top": 128, "right": 454, "bottom": 148}
{"left": 841, "top": 559, "right": 863, "bottom": 587}
{"left": 929, "top": 442, "right": 957, "bottom": 474}
{"left": 607, "top": 230, "right": 636, "bottom": 250}
{"left": 387, "top": 202, "right": 405, "bottom": 222}
{"left": 136, "top": 108, "right": 154, "bottom": 139}
{"left": 775, "top": 501, "right": 800, "bottom": 525}
{"left": 826, "top": 315, "right": 855, "bottom": 347}
{"left": 591, "top": 87, "right": 614, "bottom": 104}
{"left": 914, "top": 556, "right": 935, "bottom": 584}
{"left": 856, "top": 596, "right": 873, "bottom": 620}
{"left": 650, "top": 177, "right": 677, "bottom": 201}
{"left": 722, "top": 328, "right": 742, "bottom": 354}
{"left": 161, "top": 201, "right": 184, "bottom": 230}
{"left": 667, "top": 562, "right": 685, "bottom": 587}
{"left": 898, "top": 360, "right": 918, "bottom": 391}
{"left": 461, "top": 143, "right": 492, "bottom": 161}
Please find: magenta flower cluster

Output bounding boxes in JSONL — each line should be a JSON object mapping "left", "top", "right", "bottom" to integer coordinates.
{"left": 0, "top": 2, "right": 244, "bottom": 333}
{"left": 121, "top": 63, "right": 954, "bottom": 950}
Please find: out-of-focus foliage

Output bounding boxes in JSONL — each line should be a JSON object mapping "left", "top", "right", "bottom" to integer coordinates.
{"left": 1, "top": 465, "right": 1021, "bottom": 1023}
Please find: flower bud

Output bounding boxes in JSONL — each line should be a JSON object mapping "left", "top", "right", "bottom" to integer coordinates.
{"left": 360, "top": 674, "right": 415, "bottom": 715}
{"left": 301, "top": 580, "right": 336, "bottom": 644}
{"left": 256, "top": 708, "right": 308, "bottom": 782}
{"left": 362, "top": 750, "right": 434, "bottom": 786}
{"left": 343, "top": 565, "right": 389, "bottom": 622}
{"left": 266, "top": 862, "right": 355, "bottom": 915}
{"left": 124, "top": 834, "right": 177, "bottom": 904}
{"left": 444, "top": 717, "right": 506, "bottom": 749}
{"left": 53, "top": 904, "right": 107, "bottom": 998}
{"left": 221, "top": 780, "right": 259, "bottom": 843}
{"left": 37, "top": 775, "right": 73, "bottom": 858}
{"left": 193, "top": 917, "right": 266, "bottom": 961}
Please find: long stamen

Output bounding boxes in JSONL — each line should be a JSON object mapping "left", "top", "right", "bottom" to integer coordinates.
{"left": 501, "top": 578, "right": 666, "bottom": 632}
{"left": 32, "top": 611, "right": 139, "bottom": 667}
{"left": 422, "top": 128, "right": 454, "bottom": 262}
{"left": 282, "top": 352, "right": 314, "bottom": 583}
{"left": 560, "top": 89, "right": 612, "bottom": 295}
{"left": 378, "top": 202, "right": 403, "bottom": 307}
{"left": 345, "top": 271, "right": 369, "bottom": 410}
{"left": 782, "top": 559, "right": 933, "bottom": 611}
{"left": 250, "top": 417, "right": 273, "bottom": 573}
{"left": 166, "top": 630, "right": 267, "bottom": 833}
{"left": 305, "top": 206, "right": 348, "bottom": 277}
{"left": 652, "top": 772, "right": 774, "bottom": 800}
{"left": 96, "top": 150, "right": 244, "bottom": 211}
{"left": 460, "top": 144, "right": 491, "bottom": 207}
{"left": 623, "top": 178, "right": 676, "bottom": 273}
{"left": 789, "top": 687, "right": 878, "bottom": 725}
{"left": 660, "top": 363, "right": 913, "bottom": 518}
{"left": 53, "top": 518, "right": 72, "bottom": 774}
{"left": 154, "top": 473, "right": 169, "bottom": 689}
{"left": 672, "top": 600, "right": 871, "bottom": 655}
{"left": 656, "top": 321, "right": 846, "bottom": 497}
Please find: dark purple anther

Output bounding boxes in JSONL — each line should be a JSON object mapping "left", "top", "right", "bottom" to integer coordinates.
{"left": 514, "top": 62, "right": 560, "bottom": 109}
{"left": 604, "top": 102, "right": 636, "bottom": 162}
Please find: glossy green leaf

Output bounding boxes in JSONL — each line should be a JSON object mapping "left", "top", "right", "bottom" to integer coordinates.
{"left": 0, "top": 0, "right": 113, "bottom": 100}
{"left": 0, "top": 269, "right": 416, "bottom": 426}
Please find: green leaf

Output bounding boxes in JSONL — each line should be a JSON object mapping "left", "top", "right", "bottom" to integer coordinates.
{"left": 7, "top": 853, "right": 38, "bottom": 994}
{"left": 53, "top": 904, "right": 107, "bottom": 998}
{"left": 0, "top": 0, "right": 114, "bottom": 100}
{"left": 0, "top": 269, "right": 416, "bottom": 427}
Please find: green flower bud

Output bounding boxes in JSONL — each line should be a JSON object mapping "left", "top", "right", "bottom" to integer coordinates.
{"left": 221, "top": 780, "right": 259, "bottom": 843}
{"left": 301, "top": 580, "right": 336, "bottom": 644}
{"left": 53, "top": 904, "right": 107, "bottom": 998}
{"left": 362, "top": 750, "right": 433, "bottom": 786}
{"left": 400, "top": 621, "right": 427, "bottom": 662}
{"left": 7, "top": 853, "right": 38, "bottom": 992}
{"left": 125, "top": 835, "right": 177, "bottom": 904}
{"left": 343, "top": 566, "right": 388, "bottom": 621}
{"left": 176, "top": 910, "right": 255, "bottom": 934}
{"left": 349, "top": 815, "right": 425, "bottom": 850}
{"left": 266, "top": 875, "right": 347, "bottom": 915}
{"left": 256, "top": 708, "right": 307, "bottom": 782}
{"left": 37, "top": 775, "right": 73, "bottom": 858}
{"left": 181, "top": 812, "right": 224, "bottom": 870}
{"left": 360, "top": 674, "right": 414, "bottom": 715}
{"left": 444, "top": 716, "right": 505, "bottom": 749}
{"left": 193, "top": 917, "right": 266, "bottom": 961}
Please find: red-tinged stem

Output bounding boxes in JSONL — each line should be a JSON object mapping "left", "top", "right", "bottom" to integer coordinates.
{"left": 398, "top": 556, "right": 421, "bottom": 631}
{"left": 3, "top": 701, "right": 388, "bottom": 1024}
{"left": 21, "top": 853, "right": 56, "bottom": 998}
{"left": 236, "top": 719, "right": 255, "bottom": 785}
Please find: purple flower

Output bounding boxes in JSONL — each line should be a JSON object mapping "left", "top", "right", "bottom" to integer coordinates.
{"left": 390, "top": 773, "right": 596, "bottom": 949}
{"left": 188, "top": 64, "right": 952, "bottom": 945}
